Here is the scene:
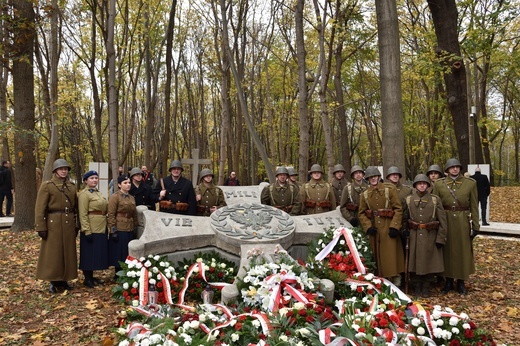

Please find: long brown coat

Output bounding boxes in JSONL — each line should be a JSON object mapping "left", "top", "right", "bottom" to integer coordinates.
{"left": 358, "top": 182, "right": 404, "bottom": 278}
{"left": 339, "top": 181, "right": 368, "bottom": 221}
{"left": 432, "top": 175, "right": 479, "bottom": 280}
{"left": 195, "top": 183, "right": 227, "bottom": 216}
{"left": 35, "top": 176, "right": 78, "bottom": 281}
{"left": 406, "top": 191, "right": 447, "bottom": 275}
{"left": 300, "top": 178, "right": 336, "bottom": 215}
{"left": 331, "top": 177, "right": 349, "bottom": 206}
{"left": 107, "top": 191, "right": 138, "bottom": 232}
{"left": 260, "top": 182, "right": 301, "bottom": 215}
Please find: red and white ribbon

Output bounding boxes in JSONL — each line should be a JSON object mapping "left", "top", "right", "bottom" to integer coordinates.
{"left": 315, "top": 227, "right": 366, "bottom": 274}
{"left": 177, "top": 261, "right": 232, "bottom": 306}
{"left": 265, "top": 271, "right": 309, "bottom": 312}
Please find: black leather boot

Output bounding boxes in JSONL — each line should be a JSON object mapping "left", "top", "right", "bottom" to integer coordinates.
{"left": 58, "top": 281, "right": 74, "bottom": 290}
{"left": 83, "top": 271, "right": 95, "bottom": 288}
{"left": 49, "top": 281, "right": 59, "bottom": 294}
{"left": 457, "top": 280, "right": 467, "bottom": 295}
{"left": 442, "top": 278, "right": 454, "bottom": 294}
{"left": 422, "top": 281, "right": 431, "bottom": 298}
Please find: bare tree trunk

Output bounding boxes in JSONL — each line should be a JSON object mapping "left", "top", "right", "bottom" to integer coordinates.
{"left": 376, "top": 0, "right": 406, "bottom": 177}
{"left": 0, "top": 1, "right": 9, "bottom": 160}
{"left": 144, "top": 5, "right": 153, "bottom": 168}
{"left": 106, "top": 0, "right": 119, "bottom": 186}
{"left": 427, "top": 0, "right": 470, "bottom": 167}
{"left": 334, "top": 41, "right": 351, "bottom": 175}
{"left": 40, "top": 0, "right": 60, "bottom": 181}
{"left": 11, "top": 0, "right": 37, "bottom": 231}
{"left": 295, "top": 0, "right": 310, "bottom": 181}
{"left": 219, "top": 0, "right": 274, "bottom": 183}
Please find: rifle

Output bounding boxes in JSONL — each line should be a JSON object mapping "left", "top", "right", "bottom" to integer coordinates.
{"left": 405, "top": 235, "right": 410, "bottom": 295}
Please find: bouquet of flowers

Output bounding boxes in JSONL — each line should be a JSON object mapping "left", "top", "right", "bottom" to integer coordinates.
{"left": 113, "top": 254, "right": 180, "bottom": 305}
{"left": 176, "top": 251, "right": 237, "bottom": 303}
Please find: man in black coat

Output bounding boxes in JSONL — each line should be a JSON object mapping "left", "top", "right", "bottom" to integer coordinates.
{"left": 0, "top": 160, "right": 14, "bottom": 217}
{"left": 153, "top": 160, "right": 197, "bottom": 215}
{"left": 129, "top": 168, "right": 157, "bottom": 210}
{"left": 471, "top": 167, "right": 491, "bottom": 226}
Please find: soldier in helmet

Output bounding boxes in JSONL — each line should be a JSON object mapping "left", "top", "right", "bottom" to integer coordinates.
{"left": 35, "top": 159, "right": 78, "bottom": 293}
{"left": 432, "top": 158, "right": 479, "bottom": 295}
{"left": 339, "top": 165, "right": 368, "bottom": 227}
{"left": 405, "top": 174, "right": 447, "bottom": 297}
{"left": 195, "top": 168, "right": 226, "bottom": 216}
{"left": 153, "top": 160, "right": 197, "bottom": 215}
{"left": 261, "top": 166, "right": 301, "bottom": 215}
{"left": 129, "top": 167, "right": 157, "bottom": 210}
{"left": 358, "top": 166, "right": 404, "bottom": 287}
{"left": 385, "top": 166, "right": 413, "bottom": 253}
{"left": 426, "top": 164, "right": 444, "bottom": 193}
{"left": 330, "top": 164, "right": 348, "bottom": 204}
{"left": 287, "top": 167, "right": 302, "bottom": 190}
{"left": 300, "top": 164, "right": 336, "bottom": 215}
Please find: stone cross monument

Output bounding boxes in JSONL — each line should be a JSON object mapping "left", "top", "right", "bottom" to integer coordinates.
{"left": 182, "top": 148, "right": 211, "bottom": 187}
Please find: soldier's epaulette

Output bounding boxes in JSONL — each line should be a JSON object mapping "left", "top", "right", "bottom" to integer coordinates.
{"left": 383, "top": 182, "right": 397, "bottom": 190}
{"left": 436, "top": 177, "right": 447, "bottom": 182}
{"left": 465, "top": 177, "right": 476, "bottom": 183}
{"left": 46, "top": 180, "right": 53, "bottom": 184}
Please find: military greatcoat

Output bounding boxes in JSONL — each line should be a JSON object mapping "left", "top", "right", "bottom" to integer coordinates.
{"left": 406, "top": 191, "right": 447, "bottom": 275}
{"left": 195, "top": 183, "right": 227, "bottom": 216}
{"left": 260, "top": 182, "right": 301, "bottom": 215}
{"left": 339, "top": 181, "right": 368, "bottom": 222}
{"left": 331, "top": 177, "right": 349, "bottom": 207}
{"left": 432, "top": 175, "right": 479, "bottom": 280}
{"left": 35, "top": 176, "right": 78, "bottom": 282}
{"left": 300, "top": 178, "right": 336, "bottom": 215}
{"left": 358, "top": 182, "right": 404, "bottom": 278}
{"left": 107, "top": 191, "right": 137, "bottom": 268}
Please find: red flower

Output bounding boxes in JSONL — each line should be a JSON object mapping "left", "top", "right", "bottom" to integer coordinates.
{"left": 449, "top": 340, "right": 460, "bottom": 346}
{"left": 209, "top": 267, "right": 215, "bottom": 273}
{"left": 298, "top": 309, "right": 307, "bottom": 316}
{"left": 156, "top": 282, "right": 163, "bottom": 288}
{"left": 305, "top": 315, "right": 315, "bottom": 323}
{"left": 131, "top": 287, "right": 138, "bottom": 294}
{"left": 464, "top": 329, "right": 474, "bottom": 339}
{"left": 218, "top": 272, "right": 224, "bottom": 278}
{"left": 234, "top": 322, "right": 242, "bottom": 331}
{"left": 123, "top": 291, "right": 129, "bottom": 297}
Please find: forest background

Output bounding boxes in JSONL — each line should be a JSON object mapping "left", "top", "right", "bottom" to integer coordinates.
{"left": 1, "top": 0, "right": 519, "bottom": 231}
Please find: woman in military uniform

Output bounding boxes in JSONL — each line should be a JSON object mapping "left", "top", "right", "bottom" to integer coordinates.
{"left": 35, "top": 159, "right": 78, "bottom": 293}
{"left": 300, "top": 164, "right": 336, "bottom": 215}
{"left": 108, "top": 175, "right": 137, "bottom": 279}
{"left": 78, "top": 170, "right": 108, "bottom": 288}
{"left": 406, "top": 174, "right": 447, "bottom": 297}
{"left": 195, "top": 168, "right": 226, "bottom": 216}
{"left": 358, "top": 166, "right": 404, "bottom": 286}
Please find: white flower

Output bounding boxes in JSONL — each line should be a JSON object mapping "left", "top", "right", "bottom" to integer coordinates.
{"left": 460, "top": 312, "right": 468, "bottom": 320}
{"left": 196, "top": 257, "right": 203, "bottom": 263}
{"left": 152, "top": 267, "right": 159, "bottom": 274}
{"left": 436, "top": 319, "right": 444, "bottom": 327}
{"left": 432, "top": 309, "right": 442, "bottom": 319}
{"left": 220, "top": 263, "right": 227, "bottom": 268}
{"left": 136, "top": 262, "right": 143, "bottom": 269}
{"left": 149, "top": 334, "right": 163, "bottom": 343}
{"left": 154, "top": 255, "right": 160, "bottom": 261}
{"left": 167, "top": 329, "right": 177, "bottom": 336}
{"left": 149, "top": 278, "right": 156, "bottom": 285}
{"left": 462, "top": 323, "right": 471, "bottom": 330}
{"left": 189, "top": 320, "right": 200, "bottom": 329}
{"left": 180, "top": 333, "right": 192, "bottom": 344}
{"left": 411, "top": 318, "right": 421, "bottom": 327}
{"left": 132, "top": 281, "right": 138, "bottom": 288}
{"left": 117, "top": 327, "right": 126, "bottom": 335}
{"left": 193, "top": 267, "right": 199, "bottom": 273}
{"left": 449, "top": 317, "right": 459, "bottom": 326}
{"left": 279, "top": 307, "right": 289, "bottom": 317}
{"left": 451, "top": 327, "right": 460, "bottom": 334}
{"left": 293, "top": 302, "right": 305, "bottom": 310}
{"left": 340, "top": 240, "right": 345, "bottom": 245}
{"left": 144, "top": 260, "right": 152, "bottom": 267}
{"left": 118, "top": 341, "right": 130, "bottom": 346}
{"left": 298, "top": 328, "right": 310, "bottom": 336}
{"left": 252, "top": 320, "right": 261, "bottom": 328}
{"left": 231, "top": 333, "right": 239, "bottom": 342}
{"left": 417, "top": 327, "right": 425, "bottom": 335}
{"left": 280, "top": 335, "right": 288, "bottom": 342}
{"left": 122, "top": 282, "right": 129, "bottom": 290}
{"left": 355, "top": 332, "right": 366, "bottom": 339}
{"left": 365, "top": 273, "right": 374, "bottom": 280}
{"left": 211, "top": 262, "right": 216, "bottom": 267}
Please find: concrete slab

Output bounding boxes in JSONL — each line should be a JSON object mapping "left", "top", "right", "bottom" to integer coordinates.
{"left": 478, "top": 221, "right": 520, "bottom": 236}
{"left": 0, "top": 216, "right": 14, "bottom": 228}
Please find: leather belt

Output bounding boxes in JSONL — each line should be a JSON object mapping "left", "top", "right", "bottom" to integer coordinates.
{"left": 48, "top": 207, "right": 71, "bottom": 214}
{"left": 88, "top": 211, "right": 105, "bottom": 215}
{"left": 443, "top": 206, "right": 468, "bottom": 211}
{"left": 116, "top": 212, "right": 134, "bottom": 218}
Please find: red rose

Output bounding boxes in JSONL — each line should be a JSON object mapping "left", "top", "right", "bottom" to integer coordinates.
{"left": 218, "top": 272, "right": 224, "bottom": 278}
{"left": 449, "top": 340, "right": 460, "bottom": 346}
{"left": 123, "top": 291, "right": 129, "bottom": 297}
{"left": 464, "top": 329, "right": 474, "bottom": 339}
{"left": 305, "top": 315, "right": 315, "bottom": 323}
{"left": 356, "top": 286, "right": 363, "bottom": 293}
{"left": 235, "top": 322, "right": 242, "bottom": 330}
{"left": 156, "top": 282, "right": 163, "bottom": 288}
{"left": 298, "top": 309, "right": 307, "bottom": 316}
{"left": 378, "top": 318, "right": 389, "bottom": 328}
{"left": 131, "top": 287, "right": 138, "bottom": 294}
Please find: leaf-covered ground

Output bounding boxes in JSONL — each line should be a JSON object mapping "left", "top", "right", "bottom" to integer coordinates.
{"left": 0, "top": 186, "right": 518, "bottom": 345}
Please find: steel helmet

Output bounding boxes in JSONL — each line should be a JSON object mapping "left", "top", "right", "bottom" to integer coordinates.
{"left": 52, "top": 159, "right": 71, "bottom": 172}
{"left": 287, "top": 167, "right": 298, "bottom": 176}
{"left": 444, "top": 158, "right": 462, "bottom": 172}
{"left": 413, "top": 174, "right": 431, "bottom": 187}
{"left": 350, "top": 165, "right": 364, "bottom": 178}
{"left": 275, "top": 166, "right": 289, "bottom": 176}
{"left": 199, "top": 168, "right": 213, "bottom": 180}
{"left": 364, "top": 166, "right": 381, "bottom": 179}
{"left": 333, "top": 164, "right": 346, "bottom": 174}
{"left": 386, "top": 166, "right": 402, "bottom": 178}
{"left": 129, "top": 167, "right": 143, "bottom": 178}
{"left": 427, "top": 164, "right": 444, "bottom": 177}
{"left": 168, "top": 160, "right": 184, "bottom": 171}
{"left": 309, "top": 164, "right": 323, "bottom": 174}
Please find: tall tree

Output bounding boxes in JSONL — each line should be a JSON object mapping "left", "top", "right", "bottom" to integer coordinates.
{"left": 0, "top": 0, "right": 9, "bottom": 160}
{"left": 107, "top": 0, "right": 119, "bottom": 186}
{"left": 11, "top": 0, "right": 37, "bottom": 231}
{"left": 427, "top": 0, "right": 470, "bottom": 167}
{"left": 375, "top": 0, "right": 406, "bottom": 176}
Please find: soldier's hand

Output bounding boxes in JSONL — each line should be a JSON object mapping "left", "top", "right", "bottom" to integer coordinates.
{"left": 436, "top": 242, "right": 444, "bottom": 249}
{"left": 367, "top": 227, "right": 377, "bottom": 236}
{"left": 349, "top": 218, "right": 359, "bottom": 227}
{"left": 388, "top": 227, "right": 399, "bottom": 238}
{"left": 38, "top": 231, "right": 48, "bottom": 240}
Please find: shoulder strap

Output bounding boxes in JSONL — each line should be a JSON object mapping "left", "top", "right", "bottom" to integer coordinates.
{"left": 385, "top": 187, "right": 390, "bottom": 209}
{"left": 405, "top": 195, "right": 411, "bottom": 209}
{"left": 432, "top": 194, "right": 438, "bottom": 220}
{"left": 363, "top": 189, "right": 371, "bottom": 210}
{"left": 443, "top": 179, "right": 464, "bottom": 207}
